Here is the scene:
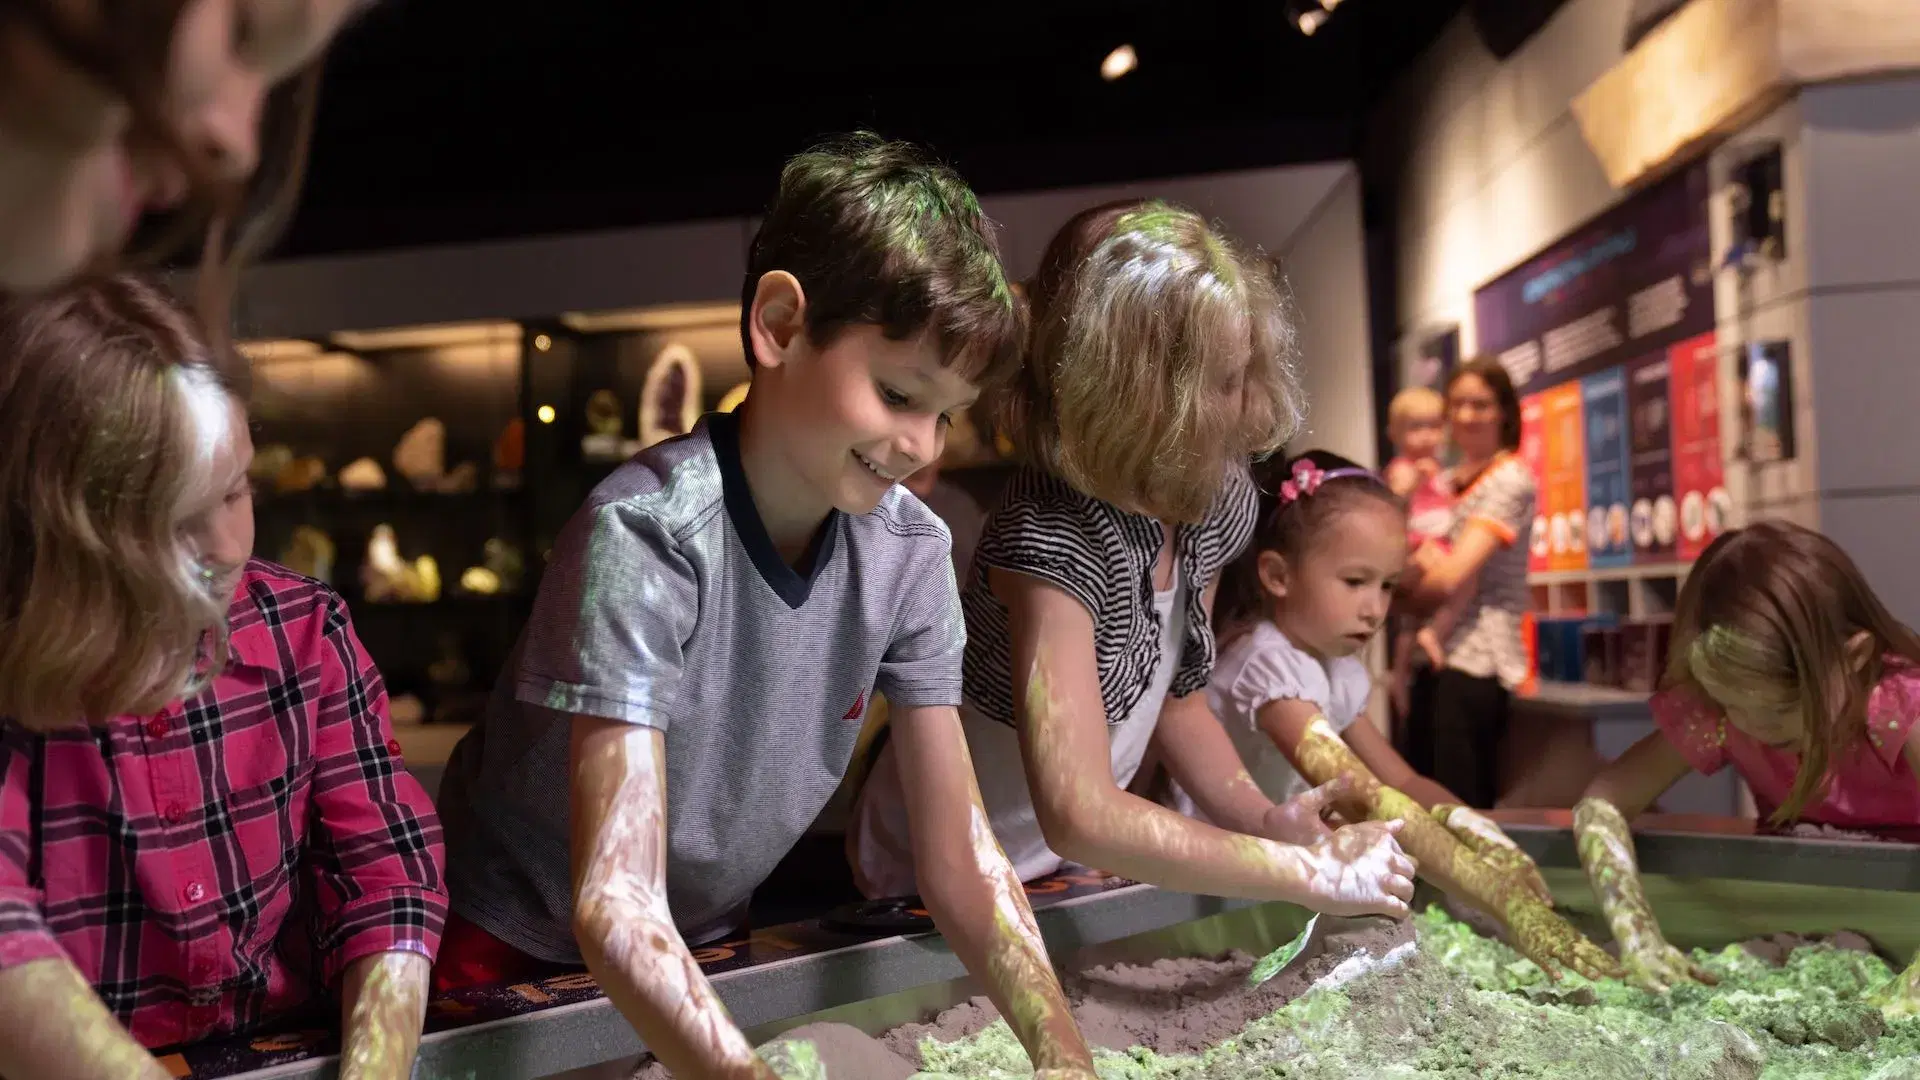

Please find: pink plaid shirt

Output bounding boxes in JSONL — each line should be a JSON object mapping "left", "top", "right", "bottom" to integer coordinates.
{"left": 0, "top": 560, "right": 447, "bottom": 1050}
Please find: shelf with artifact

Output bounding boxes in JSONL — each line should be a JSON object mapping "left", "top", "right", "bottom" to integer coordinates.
{"left": 240, "top": 326, "right": 536, "bottom": 731}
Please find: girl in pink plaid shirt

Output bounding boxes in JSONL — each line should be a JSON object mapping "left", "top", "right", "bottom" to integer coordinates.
{"left": 0, "top": 276, "right": 447, "bottom": 1079}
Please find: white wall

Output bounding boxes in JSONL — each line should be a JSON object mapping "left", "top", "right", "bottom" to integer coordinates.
{"left": 229, "top": 162, "right": 1377, "bottom": 471}
{"left": 1278, "top": 170, "right": 1376, "bottom": 466}
{"left": 990, "top": 165, "right": 1376, "bottom": 466}
{"left": 230, "top": 218, "right": 755, "bottom": 341}
{"left": 1792, "top": 76, "right": 1920, "bottom": 621}
{"left": 233, "top": 164, "right": 1353, "bottom": 338}
{"left": 982, "top": 163, "right": 1354, "bottom": 283}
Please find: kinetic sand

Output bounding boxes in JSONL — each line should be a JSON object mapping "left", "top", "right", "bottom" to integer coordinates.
{"left": 727, "top": 908, "right": 1920, "bottom": 1080}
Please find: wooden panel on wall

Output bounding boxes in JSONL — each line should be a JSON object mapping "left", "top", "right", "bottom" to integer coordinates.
{"left": 1573, "top": 0, "right": 1789, "bottom": 190}
{"left": 1572, "top": 0, "right": 1920, "bottom": 190}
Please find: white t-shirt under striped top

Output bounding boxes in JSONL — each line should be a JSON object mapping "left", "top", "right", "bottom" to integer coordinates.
{"left": 849, "top": 464, "right": 1258, "bottom": 894}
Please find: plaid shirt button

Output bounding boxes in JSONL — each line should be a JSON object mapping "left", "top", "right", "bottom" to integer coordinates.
{"left": 161, "top": 803, "right": 185, "bottom": 825}
{"left": 146, "top": 717, "right": 169, "bottom": 738}
{"left": 183, "top": 882, "right": 205, "bottom": 903}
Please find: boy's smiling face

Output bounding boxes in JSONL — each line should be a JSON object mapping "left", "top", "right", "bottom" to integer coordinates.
{"left": 791, "top": 323, "right": 979, "bottom": 516}
{"left": 747, "top": 272, "right": 981, "bottom": 520}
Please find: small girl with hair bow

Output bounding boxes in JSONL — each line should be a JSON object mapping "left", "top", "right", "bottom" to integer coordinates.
{"left": 1199, "top": 449, "right": 1621, "bottom": 980}
{"left": 1577, "top": 520, "right": 1920, "bottom": 1011}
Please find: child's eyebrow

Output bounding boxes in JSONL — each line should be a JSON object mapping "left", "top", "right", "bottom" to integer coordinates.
{"left": 887, "top": 358, "right": 979, "bottom": 408}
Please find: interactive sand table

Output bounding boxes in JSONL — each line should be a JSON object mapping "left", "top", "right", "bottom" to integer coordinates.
{"left": 683, "top": 907, "right": 1920, "bottom": 1080}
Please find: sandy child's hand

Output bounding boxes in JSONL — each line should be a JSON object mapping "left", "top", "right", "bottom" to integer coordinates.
{"left": 1503, "top": 895, "right": 1628, "bottom": 983}
{"left": 1868, "top": 953, "right": 1920, "bottom": 1020}
{"left": 1433, "top": 805, "right": 1552, "bottom": 904}
{"left": 1295, "top": 820, "right": 1417, "bottom": 919}
{"left": 1616, "top": 934, "right": 1717, "bottom": 994}
{"left": 1260, "top": 777, "right": 1351, "bottom": 845}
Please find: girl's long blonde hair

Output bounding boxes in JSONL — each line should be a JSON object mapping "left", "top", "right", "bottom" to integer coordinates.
{"left": 999, "top": 199, "right": 1304, "bottom": 523}
{"left": 1666, "top": 520, "right": 1920, "bottom": 822}
{"left": 0, "top": 275, "right": 240, "bottom": 729}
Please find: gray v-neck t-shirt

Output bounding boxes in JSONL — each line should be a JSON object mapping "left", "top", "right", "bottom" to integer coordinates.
{"left": 438, "top": 411, "right": 965, "bottom": 959}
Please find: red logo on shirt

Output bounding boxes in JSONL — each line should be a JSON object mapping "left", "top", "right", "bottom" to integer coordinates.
{"left": 844, "top": 691, "right": 868, "bottom": 720}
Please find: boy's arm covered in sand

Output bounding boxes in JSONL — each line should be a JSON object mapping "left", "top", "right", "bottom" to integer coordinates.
{"left": 891, "top": 704, "right": 1097, "bottom": 1079}
{"left": 569, "top": 717, "right": 777, "bottom": 1080}
{"left": 1575, "top": 733, "right": 1714, "bottom": 992}
{"left": 1255, "top": 698, "right": 1620, "bottom": 981}
{"left": 992, "top": 567, "right": 1416, "bottom": 919}
{"left": 0, "top": 958, "right": 171, "bottom": 1080}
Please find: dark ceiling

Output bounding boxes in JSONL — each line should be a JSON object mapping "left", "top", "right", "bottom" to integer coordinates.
{"left": 274, "top": 0, "right": 1469, "bottom": 259}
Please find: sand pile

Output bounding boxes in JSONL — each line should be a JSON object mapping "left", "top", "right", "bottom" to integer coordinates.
{"left": 636, "top": 912, "right": 1920, "bottom": 1080}
{"left": 883, "top": 916, "right": 1412, "bottom": 1061}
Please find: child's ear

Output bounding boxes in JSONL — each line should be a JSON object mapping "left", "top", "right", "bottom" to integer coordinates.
{"left": 747, "top": 271, "right": 808, "bottom": 370}
{"left": 1845, "top": 629, "right": 1877, "bottom": 674}
{"left": 1256, "top": 550, "right": 1290, "bottom": 602}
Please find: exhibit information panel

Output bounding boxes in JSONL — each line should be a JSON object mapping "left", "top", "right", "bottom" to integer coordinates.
{"left": 1474, "top": 162, "right": 1722, "bottom": 568}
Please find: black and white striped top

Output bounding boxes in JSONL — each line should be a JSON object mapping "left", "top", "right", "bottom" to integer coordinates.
{"left": 962, "top": 465, "right": 1260, "bottom": 727}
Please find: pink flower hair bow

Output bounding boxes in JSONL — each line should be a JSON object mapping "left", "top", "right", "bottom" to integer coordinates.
{"left": 1277, "top": 460, "right": 1378, "bottom": 504}
{"left": 1279, "top": 459, "right": 1326, "bottom": 503}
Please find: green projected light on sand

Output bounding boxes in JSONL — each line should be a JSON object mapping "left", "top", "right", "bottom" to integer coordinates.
{"left": 775, "top": 908, "right": 1920, "bottom": 1080}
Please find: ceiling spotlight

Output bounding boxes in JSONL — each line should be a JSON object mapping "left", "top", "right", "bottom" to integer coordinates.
{"left": 1289, "top": 0, "right": 1331, "bottom": 35}
{"left": 1101, "top": 44, "right": 1138, "bottom": 81}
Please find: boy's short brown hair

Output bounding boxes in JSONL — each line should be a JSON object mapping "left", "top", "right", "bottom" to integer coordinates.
{"left": 740, "top": 133, "right": 1023, "bottom": 389}
{"left": 1001, "top": 199, "right": 1304, "bottom": 523}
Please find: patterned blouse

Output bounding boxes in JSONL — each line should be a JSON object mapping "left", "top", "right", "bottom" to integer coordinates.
{"left": 1438, "top": 452, "right": 1537, "bottom": 689}
{"left": 963, "top": 465, "right": 1260, "bottom": 726}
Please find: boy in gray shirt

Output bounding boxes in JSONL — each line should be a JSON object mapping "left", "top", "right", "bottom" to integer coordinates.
{"left": 435, "top": 134, "right": 1099, "bottom": 1079}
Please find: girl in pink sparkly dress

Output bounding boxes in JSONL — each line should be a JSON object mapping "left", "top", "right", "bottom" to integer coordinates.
{"left": 1573, "top": 520, "right": 1920, "bottom": 1007}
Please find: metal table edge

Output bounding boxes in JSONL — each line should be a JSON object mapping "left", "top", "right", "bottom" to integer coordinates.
{"left": 259, "top": 884, "right": 1259, "bottom": 1078}
{"left": 1503, "top": 823, "right": 1920, "bottom": 892}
